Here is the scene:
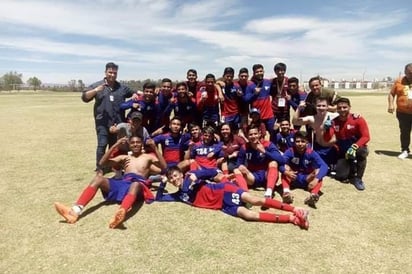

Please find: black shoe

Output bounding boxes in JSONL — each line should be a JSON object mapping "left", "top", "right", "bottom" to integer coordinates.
{"left": 351, "top": 178, "right": 365, "bottom": 191}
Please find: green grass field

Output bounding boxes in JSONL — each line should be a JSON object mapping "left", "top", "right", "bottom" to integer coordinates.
{"left": 0, "top": 91, "right": 411, "bottom": 273}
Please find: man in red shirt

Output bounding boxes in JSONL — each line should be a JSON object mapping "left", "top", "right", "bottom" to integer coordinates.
{"left": 327, "top": 98, "right": 370, "bottom": 191}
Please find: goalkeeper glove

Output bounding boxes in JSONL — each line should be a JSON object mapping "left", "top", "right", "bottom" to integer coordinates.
{"left": 345, "top": 144, "right": 358, "bottom": 160}
{"left": 323, "top": 115, "right": 332, "bottom": 130}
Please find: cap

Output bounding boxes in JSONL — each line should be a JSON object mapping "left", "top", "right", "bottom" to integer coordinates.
{"left": 130, "top": 111, "right": 143, "bottom": 120}
{"left": 250, "top": 108, "right": 260, "bottom": 115}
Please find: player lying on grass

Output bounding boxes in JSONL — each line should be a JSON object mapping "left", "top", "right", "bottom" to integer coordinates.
{"left": 155, "top": 166, "right": 309, "bottom": 229}
{"left": 54, "top": 135, "right": 167, "bottom": 228}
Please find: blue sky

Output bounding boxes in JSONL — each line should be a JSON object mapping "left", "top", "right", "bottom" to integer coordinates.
{"left": 1, "top": 0, "right": 411, "bottom": 85}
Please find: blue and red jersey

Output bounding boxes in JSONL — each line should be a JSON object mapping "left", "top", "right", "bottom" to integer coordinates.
{"left": 164, "top": 99, "right": 199, "bottom": 128}
{"left": 155, "top": 170, "right": 240, "bottom": 210}
{"left": 281, "top": 147, "right": 328, "bottom": 179}
{"left": 237, "top": 140, "right": 284, "bottom": 172}
{"left": 272, "top": 130, "right": 296, "bottom": 153}
{"left": 190, "top": 140, "right": 224, "bottom": 169}
{"left": 244, "top": 79, "right": 274, "bottom": 120}
{"left": 196, "top": 86, "right": 220, "bottom": 122}
{"left": 221, "top": 83, "right": 242, "bottom": 118}
{"left": 152, "top": 133, "right": 183, "bottom": 167}
{"left": 289, "top": 90, "right": 308, "bottom": 111}
{"left": 137, "top": 100, "right": 162, "bottom": 134}
{"left": 234, "top": 80, "right": 252, "bottom": 116}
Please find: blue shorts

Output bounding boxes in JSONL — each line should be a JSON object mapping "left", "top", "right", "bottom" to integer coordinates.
{"left": 251, "top": 170, "right": 267, "bottom": 188}
{"left": 104, "top": 173, "right": 146, "bottom": 203}
{"left": 224, "top": 114, "right": 241, "bottom": 129}
{"left": 291, "top": 173, "right": 309, "bottom": 189}
{"left": 221, "top": 183, "right": 245, "bottom": 217}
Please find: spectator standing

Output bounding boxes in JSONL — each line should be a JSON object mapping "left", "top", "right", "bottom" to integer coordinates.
{"left": 81, "top": 62, "right": 134, "bottom": 173}
{"left": 388, "top": 63, "right": 412, "bottom": 159}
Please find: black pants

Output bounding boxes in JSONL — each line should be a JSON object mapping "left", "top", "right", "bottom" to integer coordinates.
{"left": 96, "top": 126, "right": 117, "bottom": 171}
{"left": 335, "top": 147, "right": 369, "bottom": 181}
{"left": 396, "top": 111, "right": 412, "bottom": 152}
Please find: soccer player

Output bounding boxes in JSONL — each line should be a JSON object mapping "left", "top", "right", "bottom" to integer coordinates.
{"left": 293, "top": 96, "right": 338, "bottom": 168}
{"left": 326, "top": 97, "right": 370, "bottom": 190}
{"left": 244, "top": 64, "right": 275, "bottom": 137}
{"left": 155, "top": 166, "right": 309, "bottom": 229}
{"left": 219, "top": 122, "right": 245, "bottom": 174}
{"left": 270, "top": 63, "right": 290, "bottom": 132}
{"left": 54, "top": 135, "right": 167, "bottom": 228}
{"left": 122, "top": 82, "right": 162, "bottom": 134}
{"left": 235, "top": 125, "right": 285, "bottom": 198}
{"left": 196, "top": 73, "right": 221, "bottom": 127}
{"left": 152, "top": 117, "right": 184, "bottom": 168}
{"left": 218, "top": 67, "right": 243, "bottom": 130}
{"left": 280, "top": 131, "right": 328, "bottom": 208}
{"left": 272, "top": 119, "right": 296, "bottom": 153}
{"left": 164, "top": 82, "right": 199, "bottom": 130}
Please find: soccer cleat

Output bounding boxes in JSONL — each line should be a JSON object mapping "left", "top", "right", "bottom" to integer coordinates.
{"left": 398, "top": 150, "right": 409, "bottom": 159}
{"left": 293, "top": 208, "right": 309, "bottom": 230}
{"left": 351, "top": 178, "right": 365, "bottom": 191}
{"left": 109, "top": 208, "right": 126, "bottom": 229}
{"left": 54, "top": 202, "right": 79, "bottom": 224}
{"left": 304, "top": 193, "right": 319, "bottom": 208}
{"left": 282, "top": 192, "right": 294, "bottom": 204}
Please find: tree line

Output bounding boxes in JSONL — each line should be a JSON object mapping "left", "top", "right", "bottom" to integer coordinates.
{"left": 0, "top": 71, "right": 174, "bottom": 92}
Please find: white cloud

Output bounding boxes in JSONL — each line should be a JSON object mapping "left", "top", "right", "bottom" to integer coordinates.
{"left": 0, "top": 0, "right": 410, "bottom": 84}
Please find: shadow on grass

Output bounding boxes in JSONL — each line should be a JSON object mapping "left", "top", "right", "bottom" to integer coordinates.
{"left": 374, "top": 150, "right": 410, "bottom": 158}
{"left": 66, "top": 194, "right": 146, "bottom": 230}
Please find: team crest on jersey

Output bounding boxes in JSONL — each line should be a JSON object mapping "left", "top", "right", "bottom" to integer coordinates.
{"left": 187, "top": 106, "right": 192, "bottom": 110}
{"left": 264, "top": 85, "right": 269, "bottom": 90}
{"left": 334, "top": 125, "right": 340, "bottom": 131}
{"left": 165, "top": 139, "right": 169, "bottom": 146}
{"left": 347, "top": 124, "right": 355, "bottom": 130}
{"left": 291, "top": 157, "right": 300, "bottom": 164}
{"left": 175, "top": 106, "right": 179, "bottom": 112}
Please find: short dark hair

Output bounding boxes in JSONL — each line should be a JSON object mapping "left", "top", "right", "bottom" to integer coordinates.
{"left": 105, "top": 62, "right": 118, "bottom": 71}
{"left": 239, "top": 67, "right": 249, "bottom": 75}
{"left": 175, "top": 81, "right": 188, "bottom": 90}
{"left": 252, "top": 64, "right": 264, "bottom": 73}
{"left": 288, "top": 77, "right": 299, "bottom": 85}
{"left": 274, "top": 62, "right": 287, "bottom": 72}
{"left": 405, "top": 63, "right": 412, "bottom": 72}
{"left": 294, "top": 131, "right": 309, "bottom": 141}
{"left": 309, "top": 76, "right": 322, "bottom": 85}
{"left": 335, "top": 97, "right": 351, "bottom": 106}
{"left": 166, "top": 166, "right": 182, "bottom": 178}
{"left": 143, "top": 82, "right": 156, "bottom": 90}
{"left": 162, "top": 78, "right": 172, "bottom": 84}
{"left": 187, "top": 69, "right": 197, "bottom": 76}
{"left": 223, "top": 67, "right": 235, "bottom": 76}
{"left": 204, "top": 73, "right": 216, "bottom": 81}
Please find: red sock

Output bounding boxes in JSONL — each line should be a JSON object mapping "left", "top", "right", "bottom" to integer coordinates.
{"left": 266, "top": 166, "right": 278, "bottom": 189}
{"left": 120, "top": 193, "right": 137, "bottom": 211}
{"left": 281, "top": 176, "right": 290, "bottom": 191}
{"left": 259, "top": 212, "right": 291, "bottom": 223}
{"left": 263, "top": 198, "right": 294, "bottom": 212}
{"left": 235, "top": 174, "right": 248, "bottom": 191}
{"left": 76, "top": 186, "right": 97, "bottom": 206}
{"left": 311, "top": 180, "right": 323, "bottom": 194}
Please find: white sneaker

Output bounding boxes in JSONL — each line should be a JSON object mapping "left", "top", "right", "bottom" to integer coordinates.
{"left": 398, "top": 150, "right": 409, "bottom": 159}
